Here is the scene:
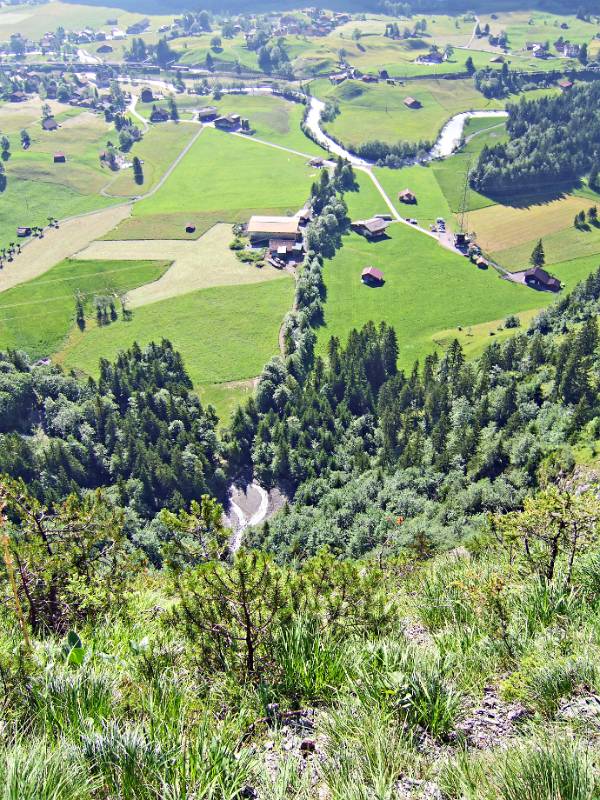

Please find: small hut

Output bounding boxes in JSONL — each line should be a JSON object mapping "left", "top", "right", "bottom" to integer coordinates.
{"left": 362, "top": 266, "right": 385, "bottom": 286}
{"left": 17, "top": 226, "right": 31, "bottom": 237}
{"left": 53, "top": 152, "right": 66, "bottom": 163}
{"left": 403, "top": 96, "right": 422, "bottom": 109}
{"left": 398, "top": 188, "right": 416, "bottom": 204}
{"left": 185, "top": 222, "right": 196, "bottom": 234}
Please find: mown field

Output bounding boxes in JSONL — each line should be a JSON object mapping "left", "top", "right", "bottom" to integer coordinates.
{"left": 477, "top": 10, "right": 598, "bottom": 54}
{"left": 128, "top": 126, "right": 315, "bottom": 238}
{"left": 0, "top": 257, "right": 169, "bottom": 359}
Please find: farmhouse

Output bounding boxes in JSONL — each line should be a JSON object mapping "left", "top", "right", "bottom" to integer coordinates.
{"left": 150, "top": 106, "right": 169, "bottom": 123}
{"left": 198, "top": 106, "right": 218, "bottom": 122}
{"left": 42, "top": 117, "right": 58, "bottom": 131}
{"left": 524, "top": 266, "right": 561, "bottom": 292}
{"left": 403, "top": 97, "right": 422, "bottom": 109}
{"left": 16, "top": 226, "right": 31, "bottom": 237}
{"left": 362, "top": 266, "right": 384, "bottom": 286}
{"left": 140, "top": 87, "right": 154, "bottom": 103}
{"left": 97, "top": 44, "right": 113, "bottom": 53}
{"left": 309, "top": 157, "right": 325, "bottom": 167}
{"left": 398, "top": 188, "right": 416, "bottom": 204}
{"left": 53, "top": 152, "right": 66, "bottom": 163}
{"left": 214, "top": 114, "right": 241, "bottom": 131}
{"left": 246, "top": 215, "right": 300, "bottom": 244}
{"left": 351, "top": 218, "right": 390, "bottom": 240}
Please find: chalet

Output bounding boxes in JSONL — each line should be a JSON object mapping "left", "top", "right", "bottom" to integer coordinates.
{"left": 558, "top": 79, "right": 574, "bottom": 90}
{"left": 42, "top": 117, "right": 58, "bottom": 131}
{"left": 150, "top": 106, "right": 169, "bottom": 122}
{"left": 53, "top": 152, "right": 66, "bottom": 163}
{"left": 185, "top": 222, "right": 196, "bottom": 233}
{"left": 126, "top": 17, "right": 150, "bottom": 35}
{"left": 308, "top": 157, "right": 325, "bottom": 167}
{"left": 214, "top": 114, "right": 241, "bottom": 131}
{"left": 246, "top": 215, "right": 300, "bottom": 244}
{"left": 416, "top": 50, "right": 443, "bottom": 64}
{"left": 398, "top": 188, "right": 416, "bottom": 204}
{"left": 524, "top": 267, "right": 561, "bottom": 292}
{"left": 16, "top": 226, "right": 31, "bottom": 237}
{"left": 9, "top": 91, "right": 27, "bottom": 103}
{"left": 351, "top": 217, "right": 390, "bottom": 240}
{"left": 564, "top": 43, "right": 580, "bottom": 58}
{"left": 97, "top": 44, "right": 113, "bottom": 53}
{"left": 403, "top": 96, "right": 422, "bottom": 109}
{"left": 197, "top": 106, "right": 218, "bottom": 122}
{"left": 362, "top": 266, "right": 384, "bottom": 286}
{"left": 140, "top": 87, "right": 154, "bottom": 103}
{"left": 533, "top": 46, "right": 548, "bottom": 59}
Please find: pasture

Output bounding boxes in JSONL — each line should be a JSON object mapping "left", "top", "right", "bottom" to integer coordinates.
{"left": 315, "top": 78, "right": 506, "bottom": 148}
{"left": 317, "top": 223, "right": 562, "bottom": 369}
{"left": 130, "top": 127, "right": 315, "bottom": 238}
{"left": 477, "top": 10, "right": 597, "bottom": 54}
{"left": 76, "top": 223, "right": 290, "bottom": 307}
{"left": 0, "top": 256, "right": 169, "bottom": 359}
{"left": 375, "top": 164, "right": 453, "bottom": 228}
{"left": 493, "top": 224, "right": 600, "bottom": 271}
{"left": 56, "top": 278, "right": 295, "bottom": 409}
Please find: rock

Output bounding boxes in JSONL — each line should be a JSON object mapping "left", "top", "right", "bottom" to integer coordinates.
{"left": 559, "top": 694, "right": 600, "bottom": 726}
{"left": 300, "top": 738, "right": 316, "bottom": 756}
{"left": 239, "top": 787, "right": 257, "bottom": 799}
{"left": 457, "top": 686, "right": 529, "bottom": 749}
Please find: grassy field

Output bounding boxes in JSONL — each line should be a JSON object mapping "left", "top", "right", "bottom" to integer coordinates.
{"left": 130, "top": 127, "right": 314, "bottom": 237}
{"left": 76, "top": 223, "right": 290, "bottom": 307}
{"left": 175, "top": 33, "right": 261, "bottom": 71}
{"left": 0, "top": 1, "right": 171, "bottom": 40}
{"left": 477, "top": 10, "right": 597, "bottom": 54}
{"left": 315, "top": 77, "right": 507, "bottom": 148}
{"left": 0, "top": 257, "right": 169, "bottom": 359}
{"left": 57, "top": 278, "right": 294, "bottom": 411}
{"left": 470, "top": 195, "right": 595, "bottom": 256}
{"left": 376, "top": 163, "right": 453, "bottom": 228}
{"left": 317, "top": 223, "right": 567, "bottom": 368}
{"left": 493, "top": 223, "right": 600, "bottom": 270}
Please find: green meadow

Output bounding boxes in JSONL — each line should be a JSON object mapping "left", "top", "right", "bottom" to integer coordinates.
{"left": 376, "top": 164, "right": 453, "bottom": 227}
{"left": 0, "top": 258, "right": 169, "bottom": 359}
{"left": 317, "top": 224, "right": 560, "bottom": 369}
{"left": 130, "top": 127, "right": 314, "bottom": 238}
{"left": 57, "top": 278, "right": 295, "bottom": 416}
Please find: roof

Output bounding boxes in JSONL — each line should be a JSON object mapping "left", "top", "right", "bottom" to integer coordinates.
{"left": 354, "top": 217, "right": 389, "bottom": 234}
{"left": 398, "top": 188, "right": 415, "bottom": 197}
{"left": 558, "top": 79, "right": 574, "bottom": 88}
{"left": 525, "top": 266, "right": 561, "bottom": 286}
{"left": 247, "top": 216, "right": 300, "bottom": 235}
{"left": 53, "top": 151, "right": 65, "bottom": 158}
{"left": 42, "top": 117, "right": 58, "bottom": 129}
{"left": 362, "top": 266, "right": 384, "bottom": 281}
{"left": 404, "top": 96, "right": 420, "bottom": 106}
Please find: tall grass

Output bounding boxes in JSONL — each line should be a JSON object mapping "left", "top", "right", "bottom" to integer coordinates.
{"left": 528, "top": 658, "right": 597, "bottom": 717}
{"left": 0, "top": 740, "right": 97, "bottom": 800}
{"left": 273, "top": 615, "right": 347, "bottom": 704}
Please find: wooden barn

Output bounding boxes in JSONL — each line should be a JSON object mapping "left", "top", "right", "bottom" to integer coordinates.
{"left": 17, "top": 226, "right": 31, "bottom": 237}
{"left": 398, "top": 188, "right": 416, "bottom": 204}
{"left": 198, "top": 106, "right": 218, "bottom": 122}
{"left": 140, "top": 87, "right": 154, "bottom": 103}
{"left": 42, "top": 117, "right": 58, "bottom": 131}
{"left": 214, "top": 114, "right": 241, "bottom": 131}
{"left": 150, "top": 106, "right": 169, "bottom": 123}
{"left": 404, "top": 96, "right": 422, "bottom": 109}
{"left": 351, "top": 217, "right": 390, "bottom": 240}
{"left": 362, "top": 266, "right": 385, "bottom": 286}
{"left": 185, "top": 222, "right": 196, "bottom": 233}
{"left": 246, "top": 215, "right": 300, "bottom": 244}
{"left": 53, "top": 152, "right": 66, "bottom": 163}
{"left": 524, "top": 267, "right": 561, "bottom": 292}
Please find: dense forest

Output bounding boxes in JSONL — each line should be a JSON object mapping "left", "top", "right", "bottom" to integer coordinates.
{"left": 470, "top": 82, "right": 600, "bottom": 195}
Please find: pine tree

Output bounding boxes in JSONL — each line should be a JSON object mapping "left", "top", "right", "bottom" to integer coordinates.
{"left": 530, "top": 239, "right": 545, "bottom": 268}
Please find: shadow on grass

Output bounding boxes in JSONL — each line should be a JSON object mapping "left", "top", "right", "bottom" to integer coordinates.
{"left": 476, "top": 180, "right": 583, "bottom": 209}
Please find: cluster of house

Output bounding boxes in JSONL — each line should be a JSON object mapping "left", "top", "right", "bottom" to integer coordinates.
{"left": 271, "top": 10, "right": 350, "bottom": 38}
{"left": 329, "top": 66, "right": 401, "bottom": 85}
{"left": 4, "top": 67, "right": 117, "bottom": 111}
{"left": 524, "top": 39, "right": 581, "bottom": 59}
{"left": 244, "top": 213, "right": 310, "bottom": 267}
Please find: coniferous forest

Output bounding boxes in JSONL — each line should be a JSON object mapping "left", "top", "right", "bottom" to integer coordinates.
{"left": 470, "top": 82, "right": 600, "bottom": 195}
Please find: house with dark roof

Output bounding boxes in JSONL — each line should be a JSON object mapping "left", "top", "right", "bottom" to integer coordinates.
{"left": 53, "top": 152, "right": 66, "bottom": 162}
{"left": 42, "top": 117, "right": 58, "bottom": 131}
{"left": 9, "top": 91, "right": 27, "bottom": 102}
{"left": 97, "top": 43, "right": 113, "bottom": 54}
{"left": 362, "top": 266, "right": 384, "bottom": 285}
{"left": 214, "top": 114, "right": 241, "bottom": 131}
{"left": 524, "top": 267, "right": 561, "bottom": 292}
{"left": 198, "top": 106, "right": 218, "bottom": 122}
{"left": 351, "top": 218, "right": 390, "bottom": 240}
{"left": 150, "top": 106, "right": 169, "bottom": 123}
{"left": 403, "top": 96, "right": 422, "bottom": 109}
{"left": 140, "top": 87, "right": 154, "bottom": 103}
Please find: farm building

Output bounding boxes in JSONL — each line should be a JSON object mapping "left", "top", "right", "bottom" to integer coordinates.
{"left": 185, "top": 223, "right": 196, "bottom": 233}
{"left": 268, "top": 239, "right": 304, "bottom": 259}
{"left": 454, "top": 232, "right": 468, "bottom": 249}
{"left": 329, "top": 72, "right": 348, "bottom": 84}
{"left": 398, "top": 188, "right": 416, "bottom": 204}
{"left": 42, "top": 117, "right": 58, "bottom": 131}
{"left": 16, "top": 226, "right": 31, "bottom": 237}
{"left": 476, "top": 257, "right": 488, "bottom": 268}
{"left": 247, "top": 215, "right": 300, "bottom": 243}
{"left": 97, "top": 44, "right": 113, "bottom": 53}
{"left": 53, "top": 152, "right": 66, "bottom": 163}
{"left": 140, "top": 87, "right": 154, "bottom": 103}
{"left": 309, "top": 157, "right": 325, "bottom": 167}
{"left": 198, "top": 106, "right": 218, "bottom": 122}
{"left": 214, "top": 114, "right": 241, "bottom": 131}
{"left": 416, "top": 51, "right": 443, "bottom": 64}
{"left": 558, "top": 79, "right": 574, "bottom": 90}
{"left": 403, "top": 97, "right": 422, "bottom": 109}
{"left": 524, "top": 267, "right": 561, "bottom": 292}
{"left": 362, "top": 266, "right": 385, "bottom": 286}
{"left": 490, "top": 55, "right": 505, "bottom": 63}
{"left": 351, "top": 218, "right": 390, "bottom": 240}
{"left": 150, "top": 106, "right": 169, "bottom": 123}
{"left": 9, "top": 91, "right": 27, "bottom": 102}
